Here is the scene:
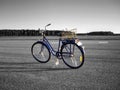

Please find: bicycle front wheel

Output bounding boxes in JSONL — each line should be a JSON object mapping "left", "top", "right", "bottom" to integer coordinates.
{"left": 31, "top": 42, "right": 51, "bottom": 63}
{"left": 61, "top": 43, "right": 84, "bottom": 69}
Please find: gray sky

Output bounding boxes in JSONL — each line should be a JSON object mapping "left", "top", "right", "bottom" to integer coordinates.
{"left": 0, "top": 0, "right": 120, "bottom": 33}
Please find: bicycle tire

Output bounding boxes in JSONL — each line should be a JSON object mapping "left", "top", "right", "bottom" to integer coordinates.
{"left": 61, "top": 43, "right": 84, "bottom": 69}
{"left": 31, "top": 41, "right": 51, "bottom": 63}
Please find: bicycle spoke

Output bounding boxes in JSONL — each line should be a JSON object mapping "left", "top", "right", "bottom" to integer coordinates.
{"left": 71, "top": 57, "right": 77, "bottom": 66}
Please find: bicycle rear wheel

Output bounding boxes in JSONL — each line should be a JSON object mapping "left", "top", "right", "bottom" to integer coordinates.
{"left": 61, "top": 43, "right": 84, "bottom": 69}
{"left": 31, "top": 42, "right": 51, "bottom": 63}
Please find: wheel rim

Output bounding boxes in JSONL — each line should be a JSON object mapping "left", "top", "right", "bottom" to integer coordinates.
{"left": 61, "top": 43, "right": 84, "bottom": 68}
{"left": 32, "top": 42, "right": 50, "bottom": 63}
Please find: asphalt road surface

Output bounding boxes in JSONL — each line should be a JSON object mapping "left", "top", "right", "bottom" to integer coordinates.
{"left": 0, "top": 36, "right": 120, "bottom": 90}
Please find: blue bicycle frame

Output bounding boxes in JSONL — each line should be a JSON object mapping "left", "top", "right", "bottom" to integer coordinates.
{"left": 42, "top": 36, "right": 62, "bottom": 56}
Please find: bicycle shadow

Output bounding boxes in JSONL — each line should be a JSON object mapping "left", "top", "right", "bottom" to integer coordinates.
{"left": 0, "top": 62, "right": 71, "bottom": 72}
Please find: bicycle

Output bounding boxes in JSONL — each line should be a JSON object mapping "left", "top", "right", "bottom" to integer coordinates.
{"left": 31, "top": 24, "right": 85, "bottom": 69}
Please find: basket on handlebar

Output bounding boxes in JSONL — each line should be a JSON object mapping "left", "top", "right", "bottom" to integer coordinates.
{"left": 61, "top": 28, "right": 77, "bottom": 39}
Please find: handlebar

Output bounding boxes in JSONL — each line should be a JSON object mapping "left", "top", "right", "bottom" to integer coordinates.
{"left": 45, "top": 23, "right": 51, "bottom": 27}
{"left": 38, "top": 23, "right": 51, "bottom": 37}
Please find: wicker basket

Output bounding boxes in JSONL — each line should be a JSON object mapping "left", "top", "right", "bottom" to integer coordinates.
{"left": 61, "top": 28, "right": 77, "bottom": 39}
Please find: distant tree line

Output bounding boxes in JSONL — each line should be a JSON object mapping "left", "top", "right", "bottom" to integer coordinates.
{"left": 0, "top": 29, "right": 63, "bottom": 36}
{"left": 87, "top": 31, "right": 114, "bottom": 35}
{"left": 0, "top": 29, "right": 39, "bottom": 36}
{"left": 0, "top": 29, "right": 116, "bottom": 36}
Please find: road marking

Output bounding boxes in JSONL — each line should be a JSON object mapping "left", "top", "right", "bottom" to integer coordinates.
{"left": 51, "top": 41, "right": 58, "bottom": 44}
{"left": 98, "top": 41, "right": 109, "bottom": 44}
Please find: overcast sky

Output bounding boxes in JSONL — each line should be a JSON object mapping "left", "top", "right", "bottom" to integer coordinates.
{"left": 0, "top": 0, "right": 120, "bottom": 33}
